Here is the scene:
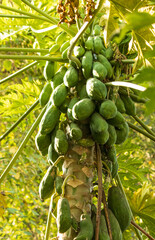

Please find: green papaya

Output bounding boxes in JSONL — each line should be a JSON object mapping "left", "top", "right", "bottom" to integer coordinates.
{"left": 108, "top": 186, "right": 132, "bottom": 232}
{"left": 39, "top": 165, "right": 57, "bottom": 201}
{"left": 52, "top": 66, "right": 67, "bottom": 89}
{"left": 43, "top": 61, "right": 55, "bottom": 80}
{"left": 106, "top": 145, "right": 117, "bottom": 163}
{"left": 74, "top": 214, "right": 94, "bottom": 240}
{"left": 92, "top": 61, "right": 107, "bottom": 80}
{"left": 91, "top": 129, "right": 109, "bottom": 145}
{"left": 60, "top": 41, "right": 70, "bottom": 53}
{"left": 54, "top": 129, "right": 68, "bottom": 154}
{"left": 120, "top": 94, "right": 136, "bottom": 116}
{"left": 102, "top": 209, "right": 122, "bottom": 240}
{"left": 49, "top": 44, "right": 60, "bottom": 54}
{"left": 56, "top": 31, "right": 67, "bottom": 44}
{"left": 57, "top": 198, "right": 72, "bottom": 233}
{"left": 86, "top": 78, "right": 107, "bottom": 101}
{"left": 79, "top": 84, "right": 89, "bottom": 99}
{"left": 105, "top": 47, "right": 113, "bottom": 60}
{"left": 93, "top": 24, "right": 101, "bottom": 36}
{"left": 62, "top": 47, "right": 69, "bottom": 59}
{"left": 35, "top": 132, "right": 51, "bottom": 156}
{"left": 74, "top": 46, "right": 85, "bottom": 58}
{"left": 39, "top": 82, "right": 52, "bottom": 107}
{"left": 39, "top": 105, "right": 60, "bottom": 135}
{"left": 94, "top": 36, "right": 104, "bottom": 54}
{"left": 48, "top": 144, "right": 59, "bottom": 164}
{"left": 106, "top": 124, "right": 117, "bottom": 146}
{"left": 64, "top": 66, "right": 79, "bottom": 87}
{"left": 111, "top": 160, "right": 118, "bottom": 178}
{"left": 51, "top": 83, "right": 67, "bottom": 107}
{"left": 99, "top": 100, "right": 117, "bottom": 120}
{"left": 115, "top": 121, "right": 129, "bottom": 144}
{"left": 85, "top": 36, "right": 94, "bottom": 50}
{"left": 107, "top": 111, "right": 125, "bottom": 127}
{"left": 67, "top": 97, "right": 79, "bottom": 121}
{"left": 55, "top": 176, "right": 63, "bottom": 195}
{"left": 59, "top": 98, "right": 70, "bottom": 113}
{"left": 115, "top": 96, "right": 126, "bottom": 113}
{"left": 68, "top": 122, "right": 83, "bottom": 141}
{"left": 92, "top": 214, "right": 110, "bottom": 240}
{"left": 90, "top": 112, "right": 108, "bottom": 134}
{"left": 72, "top": 98, "right": 95, "bottom": 121}
{"left": 82, "top": 51, "right": 93, "bottom": 79}
{"left": 97, "top": 54, "right": 113, "bottom": 78}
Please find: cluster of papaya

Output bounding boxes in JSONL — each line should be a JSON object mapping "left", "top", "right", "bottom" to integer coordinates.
{"left": 34, "top": 25, "right": 142, "bottom": 238}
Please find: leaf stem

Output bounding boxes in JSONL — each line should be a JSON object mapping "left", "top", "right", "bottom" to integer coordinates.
{"left": 116, "top": 174, "right": 143, "bottom": 240}
{"left": 0, "top": 61, "right": 38, "bottom": 85}
{"left": 0, "top": 47, "right": 49, "bottom": 53}
{"left": 0, "top": 107, "right": 46, "bottom": 184}
{"left": 0, "top": 14, "right": 33, "bottom": 19}
{"left": 0, "top": 55, "right": 68, "bottom": 62}
{"left": 44, "top": 194, "right": 55, "bottom": 240}
{"left": 127, "top": 122, "right": 155, "bottom": 142}
{"left": 131, "top": 220, "right": 155, "bottom": 240}
{"left": 95, "top": 144, "right": 103, "bottom": 240}
{"left": 132, "top": 115, "right": 155, "bottom": 136}
{"left": 20, "top": 0, "right": 75, "bottom": 37}
{"left": 0, "top": 100, "right": 39, "bottom": 142}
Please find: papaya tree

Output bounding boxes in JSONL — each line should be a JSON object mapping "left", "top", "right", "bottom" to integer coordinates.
{"left": 0, "top": 0, "right": 155, "bottom": 239}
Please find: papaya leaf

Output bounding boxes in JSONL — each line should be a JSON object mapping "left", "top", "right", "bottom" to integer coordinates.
{"left": 126, "top": 12, "right": 155, "bottom": 30}
{"left": 133, "top": 67, "right": 155, "bottom": 84}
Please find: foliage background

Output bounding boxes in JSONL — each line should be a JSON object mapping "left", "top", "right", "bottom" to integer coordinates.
{"left": 0, "top": 0, "right": 155, "bottom": 239}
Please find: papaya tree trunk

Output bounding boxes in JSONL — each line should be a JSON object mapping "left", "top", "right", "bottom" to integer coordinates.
{"left": 58, "top": 142, "right": 95, "bottom": 239}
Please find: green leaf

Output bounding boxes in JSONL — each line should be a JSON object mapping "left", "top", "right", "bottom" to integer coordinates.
{"left": 133, "top": 67, "right": 155, "bottom": 84}
{"left": 126, "top": 12, "right": 155, "bottom": 30}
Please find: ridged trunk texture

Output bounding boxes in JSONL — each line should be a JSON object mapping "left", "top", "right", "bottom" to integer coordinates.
{"left": 57, "top": 142, "right": 95, "bottom": 240}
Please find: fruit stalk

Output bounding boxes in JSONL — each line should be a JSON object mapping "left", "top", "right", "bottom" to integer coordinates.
{"left": 131, "top": 220, "right": 155, "bottom": 240}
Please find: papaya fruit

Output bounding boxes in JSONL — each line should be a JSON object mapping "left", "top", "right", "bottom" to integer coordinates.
{"left": 106, "top": 124, "right": 117, "bottom": 146}
{"left": 108, "top": 186, "right": 132, "bottom": 232}
{"left": 56, "top": 31, "right": 67, "bottom": 44}
{"left": 72, "top": 98, "right": 95, "bottom": 121}
{"left": 92, "top": 214, "right": 110, "bottom": 240}
{"left": 48, "top": 144, "right": 59, "bottom": 164}
{"left": 39, "top": 165, "right": 57, "bottom": 201}
{"left": 57, "top": 198, "right": 72, "bottom": 233}
{"left": 94, "top": 36, "right": 104, "bottom": 54}
{"left": 99, "top": 100, "right": 117, "bottom": 120}
{"left": 49, "top": 44, "right": 60, "bottom": 54}
{"left": 115, "top": 96, "right": 126, "bottom": 113}
{"left": 85, "top": 36, "right": 94, "bottom": 50}
{"left": 74, "top": 214, "right": 94, "bottom": 240}
{"left": 35, "top": 132, "right": 51, "bottom": 156}
{"left": 39, "top": 82, "right": 52, "bottom": 107}
{"left": 79, "top": 84, "right": 89, "bottom": 99}
{"left": 74, "top": 46, "right": 85, "bottom": 58}
{"left": 107, "top": 111, "right": 125, "bottom": 127}
{"left": 93, "top": 24, "right": 101, "bottom": 36}
{"left": 91, "top": 129, "right": 109, "bottom": 145}
{"left": 82, "top": 51, "right": 93, "bottom": 79}
{"left": 67, "top": 97, "right": 79, "bottom": 121}
{"left": 86, "top": 78, "right": 107, "bottom": 102}
{"left": 97, "top": 54, "right": 113, "bottom": 78}
{"left": 115, "top": 121, "right": 129, "bottom": 144}
{"left": 106, "top": 145, "right": 117, "bottom": 163}
{"left": 102, "top": 209, "right": 122, "bottom": 240}
{"left": 111, "top": 159, "right": 118, "bottom": 178}
{"left": 39, "top": 105, "right": 60, "bottom": 135}
{"left": 92, "top": 61, "right": 107, "bottom": 80}
{"left": 59, "top": 98, "right": 70, "bottom": 113}
{"left": 52, "top": 66, "right": 67, "bottom": 89}
{"left": 54, "top": 129, "right": 68, "bottom": 154}
{"left": 120, "top": 94, "right": 136, "bottom": 116}
{"left": 105, "top": 47, "right": 113, "bottom": 60}
{"left": 62, "top": 47, "right": 69, "bottom": 59}
{"left": 51, "top": 83, "right": 67, "bottom": 107}
{"left": 90, "top": 112, "right": 108, "bottom": 134}
{"left": 68, "top": 122, "right": 83, "bottom": 141}
{"left": 64, "top": 66, "right": 79, "bottom": 87}
{"left": 55, "top": 176, "right": 63, "bottom": 195}
{"left": 43, "top": 61, "right": 55, "bottom": 81}
{"left": 60, "top": 40, "right": 70, "bottom": 53}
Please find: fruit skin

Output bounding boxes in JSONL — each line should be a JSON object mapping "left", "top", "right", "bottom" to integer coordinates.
{"left": 105, "top": 47, "right": 113, "bottom": 60}
{"left": 54, "top": 129, "right": 68, "bottom": 154}
{"left": 99, "top": 100, "right": 117, "bottom": 120}
{"left": 120, "top": 94, "right": 136, "bottom": 116}
{"left": 49, "top": 44, "right": 60, "bottom": 54}
{"left": 115, "top": 96, "right": 126, "bottom": 113}
{"left": 67, "top": 97, "right": 79, "bottom": 121}
{"left": 51, "top": 83, "right": 67, "bottom": 107}
{"left": 86, "top": 78, "right": 107, "bottom": 102}
{"left": 92, "top": 61, "right": 107, "bottom": 80}
{"left": 39, "top": 82, "right": 52, "bottom": 107}
{"left": 85, "top": 36, "right": 94, "bottom": 50}
{"left": 57, "top": 198, "right": 72, "bottom": 233}
{"left": 39, "top": 105, "right": 60, "bottom": 135}
{"left": 74, "top": 214, "right": 94, "bottom": 240}
{"left": 93, "top": 24, "right": 101, "bottom": 36}
{"left": 97, "top": 54, "right": 113, "bottom": 78}
{"left": 107, "top": 111, "right": 125, "bottom": 127}
{"left": 62, "top": 47, "right": 69, "bottom": 59}
{"left": 52, "top": 66, "right": 67, "bottom": 89}
{"left": 94, "top": 36, "right": 104, "bottom": 54}
{"left": 82, "top": 51, "right": 93, "bottom": 79}
{"left": 106, "top": 145, "right": 117, "bottom": 163}
{"left": 106, "top": 124, "right": 117, "bottom": 146}
{"left": 48, "top": 144, "right": 59, "bottom": 164}
{"left": 56, "top": 31, "right": 67, "bottom": 44}
{"left": 108, "top": 186, "right": 132, "bottom": 232}
{"left": 43, "top": 61, "right": 55, "bottom": 80}
{"left": 79, "top": 84, "right": 89, "bottom": 99}
{"left": 92, "top": 214, "right": 110, "bottom": 240}
{"left": 55, "top": 176, "right": 63, "bottom": 195}
{"left": 64, "top": 66, "right": 79, "bottom": 87}
{"left": 102, "top": 209, "right": 123, "bottom": 240}
{"left": 74, "top": 46, "right": 85, "bottom": 58}
{"left": 72, "top": 98, "right": 95, "bottom": 121}
{"left": 68, "top": 122, "right": 83, "bottom": 141}
{"left": 35, "top": 132, "right": 51, "bottom": 156}
{"left": 115, "top": 121, "right": 129, "bottom": 144}
{"left": 39, "top": 165, "right": 57, "bottom": 201}
{"left": 60, "top": 41, "right": 70, "bottom": 53}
